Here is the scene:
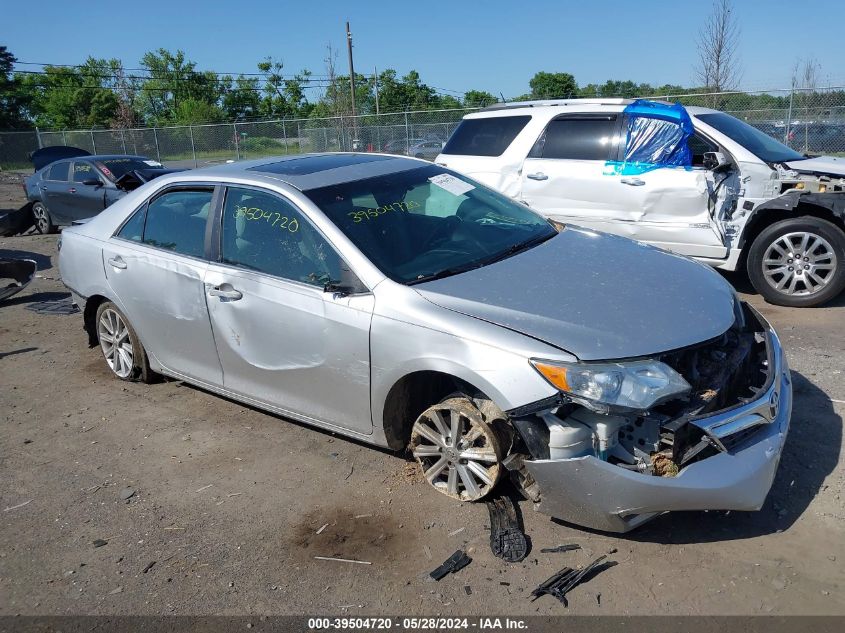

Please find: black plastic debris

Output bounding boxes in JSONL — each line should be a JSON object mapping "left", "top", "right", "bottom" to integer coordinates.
{"left": 0, "top": 258, "right": 37, "bottom": 301}
{"left": 486, "top": 495, "right": 528, "bottom": 562}
{"left": 92, "top": 539, "right": 108, "bottom": 548}
{"left": 540, "top": 544, "right": 581, "bottom": 554}
{"left": 530, "top": 553, "right": 617, "bottom": 606}
{"left": 25, "top": 297, "right": 79, "bottom": 315}
{"left": 429, "top": 549, "right": 471, "bottom": 581}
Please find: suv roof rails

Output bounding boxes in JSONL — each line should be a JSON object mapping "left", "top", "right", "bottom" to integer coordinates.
{"left": 480, "top": 98, "right": 635, "bottom": 112}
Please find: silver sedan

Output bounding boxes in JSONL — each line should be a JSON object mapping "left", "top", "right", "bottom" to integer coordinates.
{"left": 58, "top": 153, "right": 791, "bottom": 532}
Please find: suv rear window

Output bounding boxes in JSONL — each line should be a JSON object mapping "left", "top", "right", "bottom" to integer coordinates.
{"left": 441, "top": 116, "right": 531, "bottom": 157}
{"left": 530, "top": 116, "right": 618, "bottom": 160}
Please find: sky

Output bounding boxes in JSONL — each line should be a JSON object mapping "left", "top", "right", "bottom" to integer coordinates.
{"left": 3, "top": 0, "right": 844, "bottom": 100}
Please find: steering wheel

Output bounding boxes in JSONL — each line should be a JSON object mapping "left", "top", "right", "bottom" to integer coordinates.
{"left": 420, "top": 216, "right": 462, "bottom": 250}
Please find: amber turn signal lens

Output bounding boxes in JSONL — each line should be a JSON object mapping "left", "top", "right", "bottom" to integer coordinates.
{"left": 532, "top": 361, "right": 570, "bottom": 391}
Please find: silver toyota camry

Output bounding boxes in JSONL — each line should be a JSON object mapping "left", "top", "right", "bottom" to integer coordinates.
{"left": 58, "top": 153, "right": 792, "bottom": 532}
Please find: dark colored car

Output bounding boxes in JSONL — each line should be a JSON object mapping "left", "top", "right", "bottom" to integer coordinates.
{"left": 24, "top": 147, "right": 181, "bottom": 233}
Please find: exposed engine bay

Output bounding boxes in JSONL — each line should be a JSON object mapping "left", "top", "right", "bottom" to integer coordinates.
{"left": 509, "top": 304, "right": 772, "bottom": 497}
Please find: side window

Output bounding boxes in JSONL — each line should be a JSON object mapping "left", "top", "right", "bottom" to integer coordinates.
{"left": 72, "top": 161, "right": 96, "bottom": 183}
{"left": 530, "top": 116, "right": 618, "bottom": 160}
{"left": 221, "top": 187, "right": 344, "bottom": 287}
{"left": 688, "top": 133, "right": 718, "bottom": 167}
{"left": 441, "top": 116, "right": 531, "bottom": 157}
{"left": 141, "top": 189, "right": 213, "bottom": 258}
{"left": 47, "top": 162, "right": 70, "bottom": 181}
{"left": 117, "top": 206, "right": 147, "bottom": 242}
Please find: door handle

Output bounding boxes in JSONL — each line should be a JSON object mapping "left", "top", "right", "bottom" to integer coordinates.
{"left": 107, "top": 256, "right": 127, "bottom": 269}
{"left": 40, "top": 185, "right": 48, "bottom": 191}
{"left": 208, "top": 286, "right": 243, "bottom": 301}
{"left": 526, "top": 172, "right": 548, "bottom": 181}
{"left": 620, "top": 177, "right": 646, "bottom": 186}
{"left": 69, "top": 188, "right": 77, "bottom": 193}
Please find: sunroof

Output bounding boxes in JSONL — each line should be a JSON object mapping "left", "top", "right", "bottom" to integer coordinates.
{"left": 248, "top": 154, "right": 394, "bottom": 176}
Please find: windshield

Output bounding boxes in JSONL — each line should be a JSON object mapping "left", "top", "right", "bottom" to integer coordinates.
{"left": 95, "top": 157, "right": 162, "bottom": 180}
{"left": 696, "top": 112, "right": 805, "bottom": 163}
{"left": 304, "top": 165, "right": 557, "bottom": 284}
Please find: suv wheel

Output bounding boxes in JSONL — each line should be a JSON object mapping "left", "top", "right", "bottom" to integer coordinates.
{"left": 747, "top": 216, "right": 845, "bottom": 307}
{"left": 32, "top": 202, "right": 56, "bottom": 234}
{"left": 410, "top": 395, "right": 504, "bottom": 501}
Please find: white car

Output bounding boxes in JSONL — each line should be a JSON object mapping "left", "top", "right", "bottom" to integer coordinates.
{"left": 436, "top": 98, "right": 845, "bottom": 307}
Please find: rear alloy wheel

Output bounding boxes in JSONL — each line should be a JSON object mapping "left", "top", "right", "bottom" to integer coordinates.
{"left": 95, "top": 301, "right": 156, "bottom": 383}
{"left": 411, "top": 396, "right": 503, "bottom": 501}
{"left": 32, "top": 202, "right": 56, "bottom": 234}
{"left": 747, "top": 217, "right": 845, "bottom": 307}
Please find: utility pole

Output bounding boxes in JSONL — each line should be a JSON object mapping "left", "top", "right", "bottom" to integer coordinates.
{"left": 346, "top": 21, "right": 356, "bottom": 117}
{"left": 374, "top": 66, "right": 380, "bottom": 115}
{"left": 346, "top": 21, "right": 357, "bottom": 149}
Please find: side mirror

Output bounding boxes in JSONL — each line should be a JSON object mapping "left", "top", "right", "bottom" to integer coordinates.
{"left": 703, "top": 151, "right": 731, "bottom": 173}
{"left": 82, "top": 178, "right": 103, "bottom": 187}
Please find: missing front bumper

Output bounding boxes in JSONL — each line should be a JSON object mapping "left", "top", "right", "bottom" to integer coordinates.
{"left": 524, "top": 327, "right": 792, "bottom": 533}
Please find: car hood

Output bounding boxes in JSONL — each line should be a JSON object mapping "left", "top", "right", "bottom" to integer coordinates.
{"left": 784, "top": 155, "right": 845, "bottom": 177}
{"left": 414, "top": 227, "right": 737, "bottom": 361}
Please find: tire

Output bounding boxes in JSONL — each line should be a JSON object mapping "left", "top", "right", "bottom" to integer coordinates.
{"left": 747, "top": 216, "right": 845, "bottom": 308}
{"left": 31, "top": 201, "right": 57, "bottom": 234}
{"left": 410, "top": 394, "right": 506, "bottom": 502}
{"left": 94, "top": 301, "right": 157, "bottom": 383}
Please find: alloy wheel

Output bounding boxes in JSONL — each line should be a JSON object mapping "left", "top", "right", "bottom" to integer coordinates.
{"left": 98, "top": 308, "right": 134, "bottom": 379}
{"left": 411, "top": 398, "right": 501, "bottom": 501}
{"left": 33, "top": 205, "right": 49, "bottom": 233}
{"left": 762, "top": 231, "right": 838, "bottom": 297}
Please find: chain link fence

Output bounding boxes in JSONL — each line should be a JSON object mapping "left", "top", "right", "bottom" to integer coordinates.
{"left": 2, "top": 88, "right": 844, "bottom": 170}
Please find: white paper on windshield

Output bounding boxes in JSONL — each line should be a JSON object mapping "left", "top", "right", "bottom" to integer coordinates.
{"left": 429, "top": 174, "right": 475, "bottom": 196}
{"left": 143, "top": 160, "right": 162, "bottom": 167}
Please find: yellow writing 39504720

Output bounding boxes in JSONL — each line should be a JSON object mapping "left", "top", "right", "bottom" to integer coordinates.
{"left": 347, "top": 199, "right": 420, "bottom": 223}
{"left": 235, "top": 205, "right": 299, "bottom": 233}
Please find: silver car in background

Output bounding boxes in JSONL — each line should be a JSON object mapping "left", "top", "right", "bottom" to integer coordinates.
{"left": 58, "top": 153, "right": 791, "bottom": 532}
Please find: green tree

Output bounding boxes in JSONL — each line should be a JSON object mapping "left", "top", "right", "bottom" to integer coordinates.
{"left": 221, "top": 75, "right": 261, "bottom": 120}
{"left": 0, "top": 46, "right": 30, "bottom": 129}
{"left": 20, "top": 58, "right": 120, "bottom": 128}
{"left": 256, "top": 57, "right": 313, "bottom": 118}
{"left": 529, "top": 72, "right": 577, "bottom": 99}
{"left": 138, "top": 49, "right": 221, "bottom": 123}
{"left": 463, "top": 90, "right": 497, "bottom": 108}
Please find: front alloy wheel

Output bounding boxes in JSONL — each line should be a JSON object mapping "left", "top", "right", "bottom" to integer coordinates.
{"left": 748, "top": 216, "right": 845, "bottom": 307}
{"left": 411, "top": 397, "right": 502, "bottom": 501}
{"left": 762, "top": 232, "right": 837, "bottom": 297}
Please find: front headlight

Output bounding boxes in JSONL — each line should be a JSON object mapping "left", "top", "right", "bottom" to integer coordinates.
{"left": 530, "top": 358, "right": 691, "bottom": 413}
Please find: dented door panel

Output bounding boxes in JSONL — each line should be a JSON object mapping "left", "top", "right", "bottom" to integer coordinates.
{"left": 204, "top": 265, "right": 374, "bottom": 434}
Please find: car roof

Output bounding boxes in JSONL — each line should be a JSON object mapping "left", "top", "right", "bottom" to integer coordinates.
{"left": 187, "top": 153, "right": 429, "bottom": 191}
{"left": 467, "top": 99, "right": 720, "bottom": 119}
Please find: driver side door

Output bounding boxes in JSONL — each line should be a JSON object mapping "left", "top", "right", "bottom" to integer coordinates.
{"left": 204, "top": 186, "right": 375, "bottom": 435}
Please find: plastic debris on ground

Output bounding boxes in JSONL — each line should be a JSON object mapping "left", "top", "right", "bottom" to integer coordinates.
{"left": 530, "top": 551, "right": 618, "bottom": 606}
{"left": 429, "top": 550, "right": 471, "bottom": 581}
{"left": 486, "top": 495, "right": 528, "bottom": 563}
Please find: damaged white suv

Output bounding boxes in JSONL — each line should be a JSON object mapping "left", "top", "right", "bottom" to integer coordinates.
{"left": 436, "top": 99, "right": 845, "bottom": 307}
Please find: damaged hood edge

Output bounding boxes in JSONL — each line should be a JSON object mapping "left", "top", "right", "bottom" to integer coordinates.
{"left": 783, "top": 155, "right": 845, "bottom": 178}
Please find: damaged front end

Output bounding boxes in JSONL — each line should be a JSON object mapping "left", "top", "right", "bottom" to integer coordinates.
{"left": 508, "top": 303, "right": 792, "bottom": 532}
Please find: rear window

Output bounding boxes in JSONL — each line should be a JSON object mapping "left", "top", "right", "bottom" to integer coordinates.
{"left": 47, "top": 162, "right": 70, "bottom": 181}
{"left": 441, "top": 116, "right": 531, "bottom": 157}
{"left": 530, "top": 116, "right": 618, "bottom": 160}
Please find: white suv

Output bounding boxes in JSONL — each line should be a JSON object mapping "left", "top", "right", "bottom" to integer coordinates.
{"left": 436, "top": 98, "right": 845, "bottom": 307}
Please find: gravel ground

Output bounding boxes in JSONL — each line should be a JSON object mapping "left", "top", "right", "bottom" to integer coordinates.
{"left": 1, "top": 179, "right": 843, "bottom": 616}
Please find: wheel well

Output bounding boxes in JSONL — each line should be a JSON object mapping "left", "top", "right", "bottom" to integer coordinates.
{"left": 741, "top": 203, "right": 845, "bottom": 260}
{"left": 82, "top": 294, "right": 109, "bottom": 347}
{"left": 381, "top": 371, "right": 486, "bottom": 450}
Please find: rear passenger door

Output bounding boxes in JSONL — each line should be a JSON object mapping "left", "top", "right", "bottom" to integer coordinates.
{"left": 103, "top": 185, "right": 224, "bottom": 385}
{"left": 41, "top": 161, "right": 72, "bottom": 223}
{"left": 519, "top": 113, "right": 624, "bottom": 225}
{"left": 55, "top": 161, "right": 107, "bottom": 222}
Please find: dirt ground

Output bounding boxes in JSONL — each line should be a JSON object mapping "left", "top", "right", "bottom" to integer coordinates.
{"left": 1, "top": 175, "right": 843, "bottom": 617}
